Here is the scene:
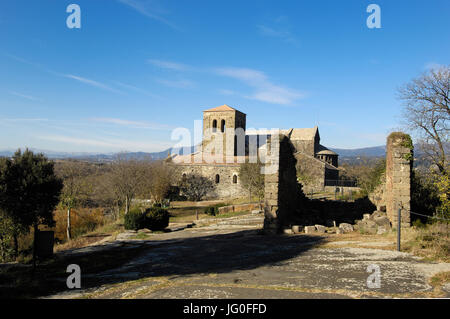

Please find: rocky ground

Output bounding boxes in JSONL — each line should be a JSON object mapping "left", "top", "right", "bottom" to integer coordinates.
{"left": 39, "top": 213, "right": 450, "bottom": 299}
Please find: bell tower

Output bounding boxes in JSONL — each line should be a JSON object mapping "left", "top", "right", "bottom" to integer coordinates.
{"left": 202, "top": 104, "right": 246, "bottom": 158}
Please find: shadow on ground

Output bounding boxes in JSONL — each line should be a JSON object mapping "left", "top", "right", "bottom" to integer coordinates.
{"left": 0, "top": 230, "right": 325, "bottom": 299}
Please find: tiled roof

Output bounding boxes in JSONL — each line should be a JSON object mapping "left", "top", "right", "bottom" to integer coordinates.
{"left": 281, "top": 126, "right": 319, "bottom": 141}
{"left": 204, "top": 104, "right": 238, "bottom": 112}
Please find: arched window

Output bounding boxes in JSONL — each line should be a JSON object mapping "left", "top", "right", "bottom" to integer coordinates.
{"left": 215, "top": 174, "right": 220, "bottom": 184}
{"left": 220, "top": 119, "right": 225, "bottom": 133}
{"left": 182, "top": 173, "right": 187, "bottom": 182}
{"left": 212, "top": 119, "right": 217, "bottom": 132}
{"left": 233, "top": 175, "right": 237, "bottom": 184}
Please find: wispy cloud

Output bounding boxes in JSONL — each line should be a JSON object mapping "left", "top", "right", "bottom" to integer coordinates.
{"left": 9, "top": 91, "right": 40, "bottom": 101}
{"left": 147, "top": 59, "right": 190, "bottom": 71}
{"left": 1, "top": 118, "right": 48, "bottom": 123}
{"left": 63, "top": 74, "right": 123, "bottom": 94}
{"left": 257, "top": 21, "right": 298, "bottom": 45}
{"left": 214, "top": 67, "right": 303, "bottom": 105}
{"left": 89, "top": 117, "right": 171, "bottom": 130}
{"left": 218, "top": 89, "right": 236, "bottom": 96}
{"left": 117, "top": 0, "right": 180, "bottom": 30}
{"left": 156, "top": 78, "right": 195, "bottom": 88}
{"left": 39, "top": 134, "right": 173, "bottom": 152}
{"left": 113, "top": 81, "right": 163, "bottom": 99}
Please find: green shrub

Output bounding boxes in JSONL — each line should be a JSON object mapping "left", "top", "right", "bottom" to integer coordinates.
{"left": 412, "top": 219, "right": 426, "bottom": 229}
{"left": 205, "top": 205, "right": 222, "bottom": 216}
{"left": 144, "top": 207, "right": 170, "bottom": 231}
{"left": 124, "top": 208, "right": 145, "bottom": 231}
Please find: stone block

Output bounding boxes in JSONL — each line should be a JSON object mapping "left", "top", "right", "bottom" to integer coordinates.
{"left": 291, "top": 225, "right": 303, "bottom": 234}
{"left": 315, "top": 225, "right": 326, "bottom": 233}
{"left": 339, "top": 223, "right": 354, "bottom": 233}
{"left": 304, "top": 226, "right": 316, "bottom": 234}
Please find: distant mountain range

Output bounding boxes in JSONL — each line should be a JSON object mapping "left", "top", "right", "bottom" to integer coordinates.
{"left": 0, "top": 145, "right": 387, "bottom": 162}
{"left": 329, "top": 146, "right": 386, "bottom": 158}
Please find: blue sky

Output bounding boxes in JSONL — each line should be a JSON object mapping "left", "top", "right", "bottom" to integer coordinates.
{"left": 0, "top": 0, "right": 449, "bottom": 153}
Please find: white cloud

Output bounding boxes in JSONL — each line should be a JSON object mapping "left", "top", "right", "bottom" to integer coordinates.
{"left": 147, "top": 59, "right": 190, "bottom": 71}
{"left": 156, "top": 78, "right": 195, "bottom": 88}
{"left": 257, "top": 24, "right": 298, "bottom": 45}
{"left": 113, "top": 81, "right": 163, "bottom": 99}
{"left": 1, "top": 118, "right": 48, "bottom": 123}
{"left": 117, "top": 0, "right": 180, "bottom": 30}
{"left": 218, "top": 89, "right": 235, "bottom": 95}
{"left": 64, "top": 74, "right": 123, "bottom": 94}
{"left": 39, "top": 134, "right": 173, "bottom": 152}
{"left": 89, "top": 117, "right": 171, "bottom": 130}
{"left": 9, "top": 91, "right": 40, "bottom": 101}
{"left": 214, "top": 67, "right": 303, "bottom": 105}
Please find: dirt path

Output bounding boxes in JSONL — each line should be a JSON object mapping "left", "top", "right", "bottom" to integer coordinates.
{"left": 43, "top": 224, "right": 450, "bottom": 299}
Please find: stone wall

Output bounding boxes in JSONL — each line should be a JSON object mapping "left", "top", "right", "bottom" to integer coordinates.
{"left": 263, "top": 134, "right": 306, "bottom": 233}
{"left": 385, "top": 132, "right": 413, "bottom": 228}
{"left": 170, "top": 163, "right": 245, "bottom": 199}
{"left": 294, "top": 152, "right": 326, "bottom": 192}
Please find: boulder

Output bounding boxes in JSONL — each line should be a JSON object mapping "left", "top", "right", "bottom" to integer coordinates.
{"left": 363, "top": 214, "right": 371, "bottom": 220}
{"left": 304, "top": 226, "right": 316, "bottom": 234}
{"left": 138, "top": 228, "right": 152, "bottom": 233}
{"left": 371, "top": 211, "right": 386, "bottom": 219}
{"left": 251, "top": 210, "right": 263, "bottom": 215}
{"left": 374, "top": 216, "right": 391, "bottom": 229}
{"left": 339, "top": 223, "right": 354, "bottom": 233}
{"left": 283, "top": 228, "right": 293, "bottom": 235}
{"left": 336, "top": 228, "right": 344, "bottom": 234}
{"left": 315, "top": 225, "right": 326, "bottom": 233}
{"left": 358, "top": 220, "right": 377, "bottom": 234}
{"left": 377, "top": 227, "right": 388, "bottom": 235}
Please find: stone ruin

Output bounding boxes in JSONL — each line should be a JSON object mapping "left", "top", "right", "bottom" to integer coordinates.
{"left": 263, "top": 131, "right": 413, "bottom": 234}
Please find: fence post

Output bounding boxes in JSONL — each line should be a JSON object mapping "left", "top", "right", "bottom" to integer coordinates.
{"left": 397, "top": 208, "right": 401, "bottom": 252}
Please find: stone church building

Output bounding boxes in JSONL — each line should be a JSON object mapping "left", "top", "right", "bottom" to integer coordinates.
{"left": 169, "top": 104, "right": 339, "bottom": 199}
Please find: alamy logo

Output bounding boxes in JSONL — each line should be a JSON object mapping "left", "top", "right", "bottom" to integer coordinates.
{"left": 66, "top": 4, "right": 81, "bottom": 29}
{"left": 66, "top": 264, "right": 81, "bottom": 289}
{"left": 366, "top": 4, "right": 381, "bottom": 29}
{"left": 366, "top": 264, "right": 381, "bottom": 288}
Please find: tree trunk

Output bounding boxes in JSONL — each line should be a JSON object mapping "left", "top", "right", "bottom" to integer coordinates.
{"left": 13, "top": 233, "right": 18, "bottom": 259}
{"left": 125, "top": 196, "right": 129, "bottom": 215}
{"left": 66, "top": 207, "right": 72, "bottom": 241}
{"left": 32, "top": 223, "right": 38, "bottom": 273}
{"left": 0, "top": 235, "right": 5, "bottom": 261}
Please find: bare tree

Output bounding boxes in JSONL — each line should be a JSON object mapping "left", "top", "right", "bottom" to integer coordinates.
{"left": 239, "top": 161, "right": 265, "bottom": 204}
{"left": 145, "top": 162, "right": 172, "bottom": 205}
{"left": 55, "top": 161, "right": 92, "bottom": 240}
{"left": 398, "top": 65, "right": 449, "bottom": 175}
{"left": 180, "top": 174, "right": 214, "bottom": 201}
{"left": 107, "top": 154, "right": 147, "bottom": 214}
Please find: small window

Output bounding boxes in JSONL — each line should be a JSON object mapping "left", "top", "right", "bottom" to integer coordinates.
{"left": 182, "top": 173, "right": 187, "bottom": 182}
{"left": 220, "top": 119, "right": 225, "bottom": 133}
{"left": 233, "top": 175, "right": 237, "bottom": 184}
{"left": 212, "top": 119, "right": 217, "bottom": 132}
{"left": 215, "top": 174, "right": 220, "bottom": 184}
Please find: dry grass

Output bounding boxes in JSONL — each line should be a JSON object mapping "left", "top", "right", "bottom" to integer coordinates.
{"left": 402, "top": 222, "right": 450, "bottom": 262}
{"left": 319, "top": 222, "right": 449, "bottom": 262}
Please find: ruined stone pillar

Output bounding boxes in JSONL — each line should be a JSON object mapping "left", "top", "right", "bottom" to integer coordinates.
{"left": 263, "top": 134, "right": 302, "bottom": 234}
{"left": 385, "top": 132, "right": 413, "bottom": 228}
{"left": 263, "top": 134, "right": 280, "bottom": 234}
